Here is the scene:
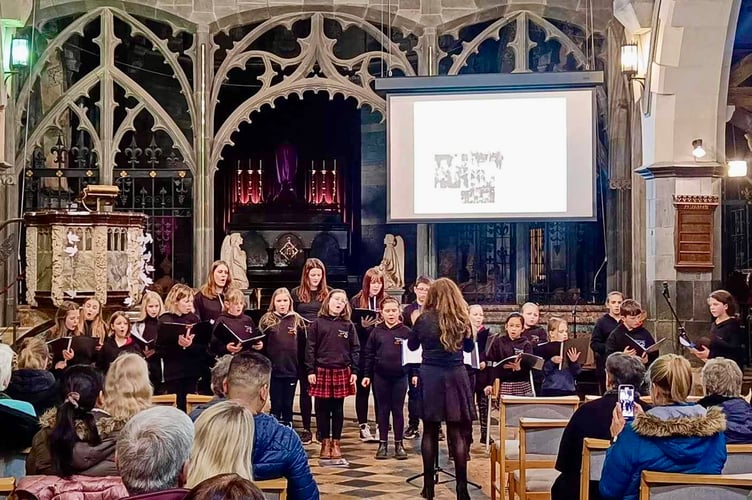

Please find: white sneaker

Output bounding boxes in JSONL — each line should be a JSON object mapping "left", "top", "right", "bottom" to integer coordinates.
{"left": 359, "top": 424, "right": 374, "bottom": 442}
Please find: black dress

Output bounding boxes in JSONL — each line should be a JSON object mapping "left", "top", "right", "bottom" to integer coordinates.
{"left": 407, "top": 311, "right": 476, "bottom": 423}
{"left": 709, "top": 317, "right": 744, "bottom": 368}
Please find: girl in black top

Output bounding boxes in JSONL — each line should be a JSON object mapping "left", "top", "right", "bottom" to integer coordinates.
{"left": 48, "top": 301, "right": 94, "bottom": 371}
{"left": 403, "top": 275, "right": 433, "bottom": 438}
{"left": 407, "top": 278, "right": 475, "bottom": 500}
{"left": 131, "top": 291, "right": 164, "bottom": 390}
{"left": 97, "top": 311, "right": 142, "bottom": 374}
{"left": 79, "top": 298, "right": 107, "bottom": 345}
{"left": 306, "top": 289, "right": 359, "bottom": 462}
{"left": 362, "top": 296, "right": 411, "bottom": 460}
{"left": 157, "top": 284, "right": 204, "bottom": 411}
{"left": 484, "top": 313, "right": 534, "bottom": 397}
{"left": 260, "top": 287, "right": 307, "bottom": 427}
{"left": 210, "top": 288, "right": 263, "bottom": 358}
{"left": 468, "top": 305, "right": 491, "bottom": 445}
{"left": 291, "top": 257, "right": 331, "bottom": 444}
{"left": 590, "top": 291, "right": 623, "bottom": 392}
{"left": 692, "top": 289, "right": 744, "bottom": 368}
{"left": 351, "top": 267, "right": 385, "bottom": 442}
{"left": 193, "top": 260, "right": 234, "bottom": 322}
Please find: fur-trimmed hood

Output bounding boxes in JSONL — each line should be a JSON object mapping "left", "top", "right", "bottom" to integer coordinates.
{"left": 39, "top": 407, "right": 128, "bottom": 438}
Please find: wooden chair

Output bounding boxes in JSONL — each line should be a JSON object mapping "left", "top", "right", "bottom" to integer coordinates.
{"left": 186, "top": 394, "right": 213, "bottom": 414}
{"left": 255, "top": 478, "right": 287, "bottom": 500}
{"left": 489, "top": 393, "right": 579, "bottom": 500}
{"left": 723, "top": 444, "right": 752, "bottom": 474}
{"left": 151, "top": 394, "right": 177, "bottom": 407}
{"left": 639, "top": 471, "right": 752, "bottom": 499}
{"left": 579, "top": 438, "right": 609, "bottom": 500}
{"left": 583, "top": 395, "right": 600, "bottom": 402}
{"left": 513, "top": 418, "right": 568, "bottom": 500}
{"left": 0, "top": 477, "right": 15, "bottom": 495}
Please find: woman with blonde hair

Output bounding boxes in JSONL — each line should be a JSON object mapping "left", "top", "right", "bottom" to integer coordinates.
{"left": 185, "top": 400, "right": 255, "bottom": 488}
{"left": 132, "top": 290, "right": 164, "bottom": 390}
{"left": 102, "top": 353, "right": 152, "bottom": 421}
{"left": 406, "top": 277, "right": 475, "bottom": 500}
{"left": 7, "top": 337, "right": 58, "bottom": 415}
{"left": 601, "top": 354, "right": 727, "bottom": 500}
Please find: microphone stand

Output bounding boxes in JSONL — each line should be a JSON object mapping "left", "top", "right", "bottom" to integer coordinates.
{"left": 572, "top": 297, "right": 579, "bottom": 336}
{"left": 660, "top": 288, "right": 687, "bottom": 339}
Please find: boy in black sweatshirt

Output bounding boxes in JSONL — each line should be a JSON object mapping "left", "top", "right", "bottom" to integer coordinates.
{"left": 362, "top": 297, "right": 411, "bottom": 460}
{"left": 605, "top": 299, "right": 658, "bottom": 367}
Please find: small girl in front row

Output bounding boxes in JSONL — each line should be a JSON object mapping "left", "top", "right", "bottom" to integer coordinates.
{"left": 539, "top": 317, "right": 581, "bottom": 397}
{"left": 97, "top": 311, "right": 142, "bottom": 374}
{"left": 259, "top": 287, "right": 307, "bottom": 428}
{"left": 305, "top": 289, "right": 360, "bottom": 461}
{"left": 362, "top": 296, "right": 411, "bottom": 460}
{"left": 484, "top": 312, "right": 534, "bottom": 397}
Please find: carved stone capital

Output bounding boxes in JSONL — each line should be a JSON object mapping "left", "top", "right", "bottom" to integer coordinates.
{"left": 634, "top": 162, "right": 724, "bottom": 179}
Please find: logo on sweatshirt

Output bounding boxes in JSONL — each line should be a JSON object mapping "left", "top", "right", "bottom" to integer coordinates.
{"left": 337, "top": 330, "right": 349, "bottom": 339}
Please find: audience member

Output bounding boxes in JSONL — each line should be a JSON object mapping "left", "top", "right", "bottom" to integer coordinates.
{"left": 102, "top": 353, "right": 153, "bottom": 421}
{"left": 0, "top": 343, "right": 39, "bottom": 456}
{"left": 117, "top": 406, "right": 194, "bottom": 499}
{"left": 224, "top": 352, "right": 319, "bottom": 500}
{"left": 184, "top": 473, "right": 264, "bottom": 500}
{"left": 600, "top": 354, "right": 727, "bottom": 500}
{"left": 551, "top": 352, "right": 647, "bottom": 500}
{"left": 698, "top": 357, "right": 752, "bottom": 443}
{"left": 186, "top": 401, "right": 255, "bottom": 488}
{"left": 6, "top": 337, "right": 58, "bottom": 415}
{"left": 189, "top": 354, "right": 232, "bottom": 421}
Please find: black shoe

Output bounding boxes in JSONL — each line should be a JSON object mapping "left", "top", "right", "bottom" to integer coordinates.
{"left": 375, "top": 441, "right": 388, "bottom": 460}
{"left": 394, "top": 440, "right": 408, "bottom": 460}
{"left": 298, "top": 429, "right": 313, "bottom": 445}
{"left": 404, "top": 426, "right": 420, "bottom": 439}
{"left": 456, "top": 484, "right": 470, "bottom": 500}
{"left": 420, "top": 484, "right": 434, "bottom": 499}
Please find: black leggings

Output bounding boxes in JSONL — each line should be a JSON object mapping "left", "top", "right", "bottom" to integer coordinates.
{"left": 315, "top": 397, "right": 345, "bottom": 440}
{"left": 270, "top": 377, "right": 297, "bottom": 425}
{"left": 299, "top": 373, "right": 313, "bottom": 430}
{"left": 164, "top": 377, "right": 197, "bottom": 412}
{"left": 422, "top": 421, "right": 469, "bottom": 496}
{"left": 356, "top": 373, "right": 377, "bottom": 425}
{"left": 373, "top": 373, "right": 407, "bottom": 441}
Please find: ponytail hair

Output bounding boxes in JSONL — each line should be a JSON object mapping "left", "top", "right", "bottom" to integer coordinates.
{"left": 50, "top": 365, "right": 104, "bottom": 477}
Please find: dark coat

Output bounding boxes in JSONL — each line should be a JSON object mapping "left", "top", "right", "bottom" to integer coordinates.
{"left": 698, "top": 394, "right": 752, "bottom": 444}
{"left": 97, "top": 335, "right": 143, "bottom": 374}
{"left": 0, "top": 397, "right": 39, "bottom": 453}
{"left": 6, "top": 369, "right": 59, "bottom": 416}
{"left": 252, "top": 413, "right": 319, "bottom": 500}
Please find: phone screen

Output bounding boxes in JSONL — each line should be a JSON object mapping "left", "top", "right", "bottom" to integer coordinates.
{"left": 619, "top": 384, "right": 635, "bottom": 419}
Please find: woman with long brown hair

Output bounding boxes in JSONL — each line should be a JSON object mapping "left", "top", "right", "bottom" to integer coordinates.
{"left": 407, "top": 278, "right": 475, "bottom": 500}
{"left": 291, "top": 258, "right": 331, "bottom": 444}
{"left": 194, "top": 260, "right": 235, "bottom": 322}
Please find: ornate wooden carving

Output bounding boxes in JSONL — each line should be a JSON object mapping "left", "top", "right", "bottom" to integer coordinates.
{"left": 672, "top": 195, "right": 719, "bottom": 271}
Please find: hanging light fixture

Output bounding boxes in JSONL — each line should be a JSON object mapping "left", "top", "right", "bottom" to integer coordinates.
{"left": 9, "top": 35, "right": 31, "bottom": 71}
{"left": 620, "top": 43, "right": 639, "bottom": 78}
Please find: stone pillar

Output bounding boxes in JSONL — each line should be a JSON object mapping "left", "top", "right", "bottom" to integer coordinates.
{"left": 193, "top": 29, "right": 213, "bottom": 286}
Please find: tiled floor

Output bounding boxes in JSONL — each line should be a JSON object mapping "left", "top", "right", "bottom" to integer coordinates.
{"left": 296, "top": 395, "right": 493, "bottom": 499}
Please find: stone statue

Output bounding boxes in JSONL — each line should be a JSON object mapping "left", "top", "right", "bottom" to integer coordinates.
{"left": 220, "top": 233, "right": 249, "bottom": 289}
{"left": 379, "top": 234, "right": 405, "bottom": 291}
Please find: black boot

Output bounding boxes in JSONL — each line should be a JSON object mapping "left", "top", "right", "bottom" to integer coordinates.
{"left": 420, "top": 484, "right": 434, "bottom": 499}
{"left": 394, "top": 440, "right": 408, "bottom": 460}
{"left": 375, "top": 441, "right": 388, "bottom": 460}
{"left": 456, "top": 483, "right": 470, "bottom": 500}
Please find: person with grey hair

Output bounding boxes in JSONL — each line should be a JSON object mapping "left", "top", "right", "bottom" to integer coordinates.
{"left": 189, "top": 354, "right": 233, "bottom": 422}
{"left": 550, "top": 352, "right": 650, "bottom": 500}
{"left": 224, "top": 352, "right": 319, "bottom": 500}
{"left": 698, "top": 356, "right": 752, "bottom": 444}
{"left": 117, "top": 406, "right": 194, "bottom": 499}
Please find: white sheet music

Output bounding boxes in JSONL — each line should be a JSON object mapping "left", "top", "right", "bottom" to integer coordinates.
{"left": 401, "top": 341, "right": 423, "bottom": 365}
{"left": 463, "top": 342, "right": 480, "bottom": 369}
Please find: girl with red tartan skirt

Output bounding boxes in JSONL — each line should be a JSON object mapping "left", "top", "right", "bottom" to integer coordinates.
{"left": 305, "top": 289, "right": 360, "bottom": 461}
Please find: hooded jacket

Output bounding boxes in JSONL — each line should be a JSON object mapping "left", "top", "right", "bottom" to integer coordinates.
{"left": 6, "top": 369, "right": 59, "bottom": 416}
{"left": 14, "top": 475, "right": 127, "bottom": 500}
{"left": 698, "top": 394, "right": 752, "bottom": 444}
{"left": 599, "top": 404, "right": 727, "bottom": 500}
{"left": 26, "top": 407, "right": 128, "bottom": 477}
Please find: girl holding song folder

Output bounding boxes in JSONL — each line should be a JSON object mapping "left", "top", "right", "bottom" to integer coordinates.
{"left": 484, "top": 312, "right": 534, "bottom": 397}
{"left": 97, "top": 311, "right": 143, "bottom": 374}
{"left": 539, "top": 317, "right": 581, "bottom": 397}
{"left": 467, "top": 304, "right": 491, "bottom": 446}
{"left": 210, "top": 288, "right": 263, "bottom": 358}
{"left": 131, "top": 290, "right": 164, "bottom": 390}
{"left": 48, "top": 301, "right": 99, "bottom": 371}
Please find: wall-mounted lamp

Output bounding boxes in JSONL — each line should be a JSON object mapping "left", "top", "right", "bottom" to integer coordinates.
{"left": 620, "top": 43, "right": 644, "bottom": 86}
{"left": 9, "top": 35, "right": 31, "bottom": 71}
{"left": 692, "top": 139, "right": 706, "bottom": 159}
{"left": 728, "top": 160, "right": 748, "bottom": 178}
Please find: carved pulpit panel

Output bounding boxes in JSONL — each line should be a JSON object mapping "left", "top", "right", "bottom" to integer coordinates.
{"left": 672, "top": 195, "right": 719, "bottom": 271}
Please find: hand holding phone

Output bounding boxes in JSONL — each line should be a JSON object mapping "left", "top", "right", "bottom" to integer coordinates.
{"left": 619, "top": 384, "right": 635, "bottom": 419}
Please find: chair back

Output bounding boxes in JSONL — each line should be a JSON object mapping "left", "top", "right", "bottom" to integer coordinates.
{"left": 151, "top": 394, "right": 177, "bottom": 407}
{"left": 584, "top": 395, "right": 600, "bottom": 402}
{"left": 255, "top": 478, "right": 288, "bottom": 500}
{"left": 0, "top": 477, "right": 15, "bottom": 495}
{"left": 186, "top": 394, "right": 213, "bottom": 414}
{"left": 515, "top": 419, "right": 568, "bottom": 500}
{"left": 723, "top": 444, "right": 752, "bottom": 474}
{"left": 639, "top": 471, "right": 752, "bottom": 500}
{"left": 580, "top": 438, "right": 609, "bottom": 500}
{"left": 501, "top": 395, "right": 580, "bottom": 431}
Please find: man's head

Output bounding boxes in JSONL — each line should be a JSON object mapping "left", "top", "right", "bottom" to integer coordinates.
{"left": 116, "top": 406, "right": 194, "bottom": 495}
{"left": 223, "top": 352, "right": 271, "bottom": 413}
{"left": 605, "top": 352, "right": 646, "bottom": 391}
{"left": 211, "top": 355, "right": 233, "bottom": 397}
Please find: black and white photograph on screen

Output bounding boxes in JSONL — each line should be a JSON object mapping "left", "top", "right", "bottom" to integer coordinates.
{"left": 433, "top": 151, "right": 503, "bottom": 204}
{"left": 413, "top": 95, "right": 568, "bottom": 215}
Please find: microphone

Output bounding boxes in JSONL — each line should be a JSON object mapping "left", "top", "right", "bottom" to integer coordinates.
{"left": 662, "top": 281, "right": 670, "bottom": 298}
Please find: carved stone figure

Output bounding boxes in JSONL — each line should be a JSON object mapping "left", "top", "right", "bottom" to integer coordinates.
{"left": 379, "top": 234, "right": 405, "bottom": 291}
{"left": 221, "top": 233, "right": 249, "bottom": 289}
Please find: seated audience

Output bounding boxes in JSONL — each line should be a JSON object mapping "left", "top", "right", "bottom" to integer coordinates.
{"left": 101, "top": 352, "right": 153, "bottom": 422}
{"left": 551, "top": 353, "right": 647, "bottom": 500}
{"left": 0, "top": 343, "right": 39, "bottom": 460}
{"left": 117, "top": 406, "right": 194, "bottom": 499}
{"left": 698, "top": 357, "right": 752, "bottom": 443}
{"left": 600, "top": 354, "right": 727, "bottom": 500}
{"left": 224, "top": 352, "right": 319, "bottom": 500}
{"left": 189, "top": 354, "right": 232, "bottom": 421}
{"left": 184, "top": 473, "right": 264, "bottom": 500}
{"left": 186, "top": 400, "right": 255, "bottom": 488}
{"left": 7, "top": 337, "right": 58, "bottom": 415}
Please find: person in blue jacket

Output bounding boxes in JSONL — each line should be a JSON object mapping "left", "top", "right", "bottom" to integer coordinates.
{"left": 225, "top": 352, "right": 319, "bottom": 500}
{"left": 698, "top": 357, "right": 752, "bottom": 444}
{"left": 600, "top": 354, "right": 727, "bottom": 500}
